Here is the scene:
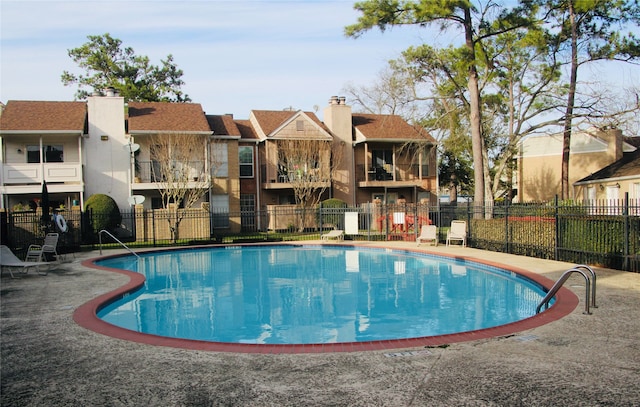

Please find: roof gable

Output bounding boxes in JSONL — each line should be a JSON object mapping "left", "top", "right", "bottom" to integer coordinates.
{"left": 0, "top": 100, "right": 87, "bottom": 133}
{"left": 352, "top": 114, "right": 434, "bottom": 143}
{"left": 128, "top": 102, "right": 211, "bottom": 134}
{"left": 249, "top": 110, "right": 331, "bottom": 140}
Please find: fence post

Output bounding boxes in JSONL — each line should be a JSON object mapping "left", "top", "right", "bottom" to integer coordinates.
{"left": 554, "top": 195, "right": 559, "bottom": 261}
{"left": 505, "top": 201, "right": 510, "bottom": 253}
{"left": 413, "top": 202, "right": 420, "bottom": 242}
{"left": 624, "top": 192, "right": 630, "bottom": 271}
{"left": 466, "top": 203, "right": 472, "bottom": 246}
{"left": 384, "top": 203, "right": 389, "bottom": 239}
{"left": 366, "top": 203, "right": 371, "bottom": 241}
{"left": 152, "top": 209, "right": 156, "bottom": 247}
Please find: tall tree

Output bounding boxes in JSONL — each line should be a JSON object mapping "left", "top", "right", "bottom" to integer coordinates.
{"left": 346, "top": 0, "right": 533, "bottom": 211}
{"left": 62, "top": 33, "right": 190, "bottom": 102}
{"left": 535, "top": 0, "right": 640, "bottom": 199}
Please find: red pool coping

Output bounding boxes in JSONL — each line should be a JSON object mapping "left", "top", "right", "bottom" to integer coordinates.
{"left": 73, "top": 243, "right": 579, "bottom": 354}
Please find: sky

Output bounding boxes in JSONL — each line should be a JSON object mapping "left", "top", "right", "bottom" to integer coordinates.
{"left": 1, "top": 0, "right": 638, "bottom": 122}
{"left": 0, "top": 0, "right": 434, "bottom": 119}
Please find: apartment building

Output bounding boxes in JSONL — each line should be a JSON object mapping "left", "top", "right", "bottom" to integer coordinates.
{"left": 1, "top": 93, "right": 438, "bottom": 232}
{"left": 515, "top": 127, "right": 637, "bottom": 202}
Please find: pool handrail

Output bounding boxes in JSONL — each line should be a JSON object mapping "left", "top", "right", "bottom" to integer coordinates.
{"left": 98, "top": 230, "right": 140, "bottom": 259}
{"left": 536, "top": 264, "right": 595, "bottom": 315}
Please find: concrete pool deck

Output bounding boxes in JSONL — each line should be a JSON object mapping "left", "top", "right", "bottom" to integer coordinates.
{"left": 2, "top": 242, "right": 640, "bottom": 406}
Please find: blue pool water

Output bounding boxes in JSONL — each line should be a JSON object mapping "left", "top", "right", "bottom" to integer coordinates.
{"left": 97, "top": 245, "right": 547, "bottom": 345}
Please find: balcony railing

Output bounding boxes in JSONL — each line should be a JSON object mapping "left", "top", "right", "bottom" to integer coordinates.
{"left": 2, "top": 162, "right": 82, "bottom": 184}
{"left": 136, "top": 160, "right": 206, "bottom": 183}
{"left": 260, "top": 164, "right": 328, "bottom": 186}
{"left": 356, "top": 164, "right": 431, "bottom": 183}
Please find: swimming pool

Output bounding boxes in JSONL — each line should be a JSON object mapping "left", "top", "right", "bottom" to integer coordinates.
{"left": 75, "top": 244, "right": 577, "bottom": 352}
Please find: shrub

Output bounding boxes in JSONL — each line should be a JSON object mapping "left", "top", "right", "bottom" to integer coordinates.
{"left": 84, "top": 194, "right": 122, "bottom": 234}
{"left": 319, "top": 198, "right": 347, "bottom": 229}
{"left": 321, "top": 198, "right": 347, "bottom": 209}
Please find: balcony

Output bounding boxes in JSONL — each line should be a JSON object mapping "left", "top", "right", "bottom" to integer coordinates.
{"left": 260, "top": 164, "right": 330, "bottom": 189}
{"left": 356, "top": 164, "right": 434, "bottom": 189}
{"left": 132, "top": 160, "right": 209, "bottom": 190}
{"left": 2, "top": 162, "right": 82, "bottom": 184}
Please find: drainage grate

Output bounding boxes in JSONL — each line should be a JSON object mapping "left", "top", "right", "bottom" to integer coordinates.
{"left": 384, "top": 350, "right": 433, "bottom": 358}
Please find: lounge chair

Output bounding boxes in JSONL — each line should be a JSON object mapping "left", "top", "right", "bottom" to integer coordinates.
{"left": 417, "top": 225, "right": 438, "bottom": 246}
{"left": 446, "top": 220, "right": 467, "bottom": 247}
{"left": 26, "top": 233, "right": 61, "bottom": 263}
{"left": 1, "top": 245, "right": 51, "bottom": 278}
{"left": 321, "top": 229, "right": 344, "bottom": 241}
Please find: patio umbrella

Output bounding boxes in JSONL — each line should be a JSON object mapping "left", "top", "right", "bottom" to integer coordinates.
{"left": 41, "top": 180, "right": 50, "bottom": 230}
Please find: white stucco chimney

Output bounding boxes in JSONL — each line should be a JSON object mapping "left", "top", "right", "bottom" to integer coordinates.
{"left": 324, "top": 96, "right": 355, "bottom": 204}
{"left": 85, "top": 93, "right": 129, "bottom": 209}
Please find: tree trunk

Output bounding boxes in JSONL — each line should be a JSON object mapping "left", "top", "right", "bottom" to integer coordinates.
{"left": 561, "top": 0, "right": 578, "bottom": 201}
{"left": 464, "top": 8, "right": 485, "bottom": 214}
{"left": 449, "top": 175, "right": 458, "bottom": 206}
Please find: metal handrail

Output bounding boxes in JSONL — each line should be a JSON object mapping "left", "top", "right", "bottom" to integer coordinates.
{"left": 98, "top": 230, "right": 140, "bottom": 259}
{"left": 536, "top": 265, "right": 596, "bottom": 315}
{"left": 574, "top": 264, "right": 597, "bottom": 308}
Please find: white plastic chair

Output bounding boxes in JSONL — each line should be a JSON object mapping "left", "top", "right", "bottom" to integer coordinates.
{"left": 321, "top": 230, "right": 344, "bottom": 241}
{"left": 1, "top": 245, "right": 51, "bottom": 278}
{"left": 446, "top": 221, "right": 467, "bottom": 247}
{"left": 417, "top": 225, "right": 438, "bottom": 246}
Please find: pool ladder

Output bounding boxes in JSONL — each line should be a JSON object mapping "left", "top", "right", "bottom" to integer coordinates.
{"left": 98, "top": 229, "right": 140, "bottom": 259}
{"left": 536, "top": 265, "right": 596, "bottom": 315}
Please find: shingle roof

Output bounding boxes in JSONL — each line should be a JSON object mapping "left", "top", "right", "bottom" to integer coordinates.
{"left": 576, "top": 150, "right": 640, "bottom": 183}
{"left": 0, "top": 101, "right": 87, "bottom": 132}
{"left": 624, "top": 136, "right": 640, "bottom": 149}
{"left": 235, "top": 120, "right": 260, "bottom": 141}
{"left": 128, "top": 102, "right": 210, "bottom": 133}
{"left": 251, "top": 110, "right": 328, "bottom": 135}
{"left": 352, "top": 114, "right": 435, "bottom": 142}
{"left": 206, "top": 114, "right": 241, "bottom": 137}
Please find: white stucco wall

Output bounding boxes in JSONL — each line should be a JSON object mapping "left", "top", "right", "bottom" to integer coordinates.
{"left": 84, "top": 95, "right": 130, "bottom": 209}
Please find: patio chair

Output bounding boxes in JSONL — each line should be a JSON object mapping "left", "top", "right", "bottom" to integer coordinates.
{"left": 446, "top": 220, "right": 467, "bottom": 247}
{"left": 26, "top": 233, "right": 61, "bottom": 263}
{"left": 321, "top": 230, "right": 344, "bottom": 241}
{"left": 1, "top": 245, "right": 51, "bottom": 278}
{"left": 417, "top": 225, "right": 438, "bottom": 246}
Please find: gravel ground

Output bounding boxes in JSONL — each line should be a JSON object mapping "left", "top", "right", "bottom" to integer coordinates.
{"left": 2, "top": 244, "right": 640, "bottom": 406}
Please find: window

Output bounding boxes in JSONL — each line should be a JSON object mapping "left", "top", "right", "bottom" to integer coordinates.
{"left": 372, "top": 149, "right": 393, "bottom": 180}
{"left": 296, "top": 120, "right": 305, "bottom": 131}
{"left": 211, "top": 144, "right": 228, "bottom": 177}
{"left": 27, "top": 144, "right": 63, "bottom": 163}
{"left": 631, "top": 183, "right": 640, "bottom": 215}
{"left": 372, "top": 149, "right": 392, "bottom": 167}
{"left": 210, "top": 194, "right": 229, "bottom": 228}
{"left": 239, "top": 146, "right": 254, "bottom": 178}
{"left": 631, "top": 183, "right": 640, "bottom": 200}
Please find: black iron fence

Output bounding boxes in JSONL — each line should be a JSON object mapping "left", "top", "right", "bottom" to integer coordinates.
{"left": 2, "top": 197, "right": 639, "bottom": 272}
